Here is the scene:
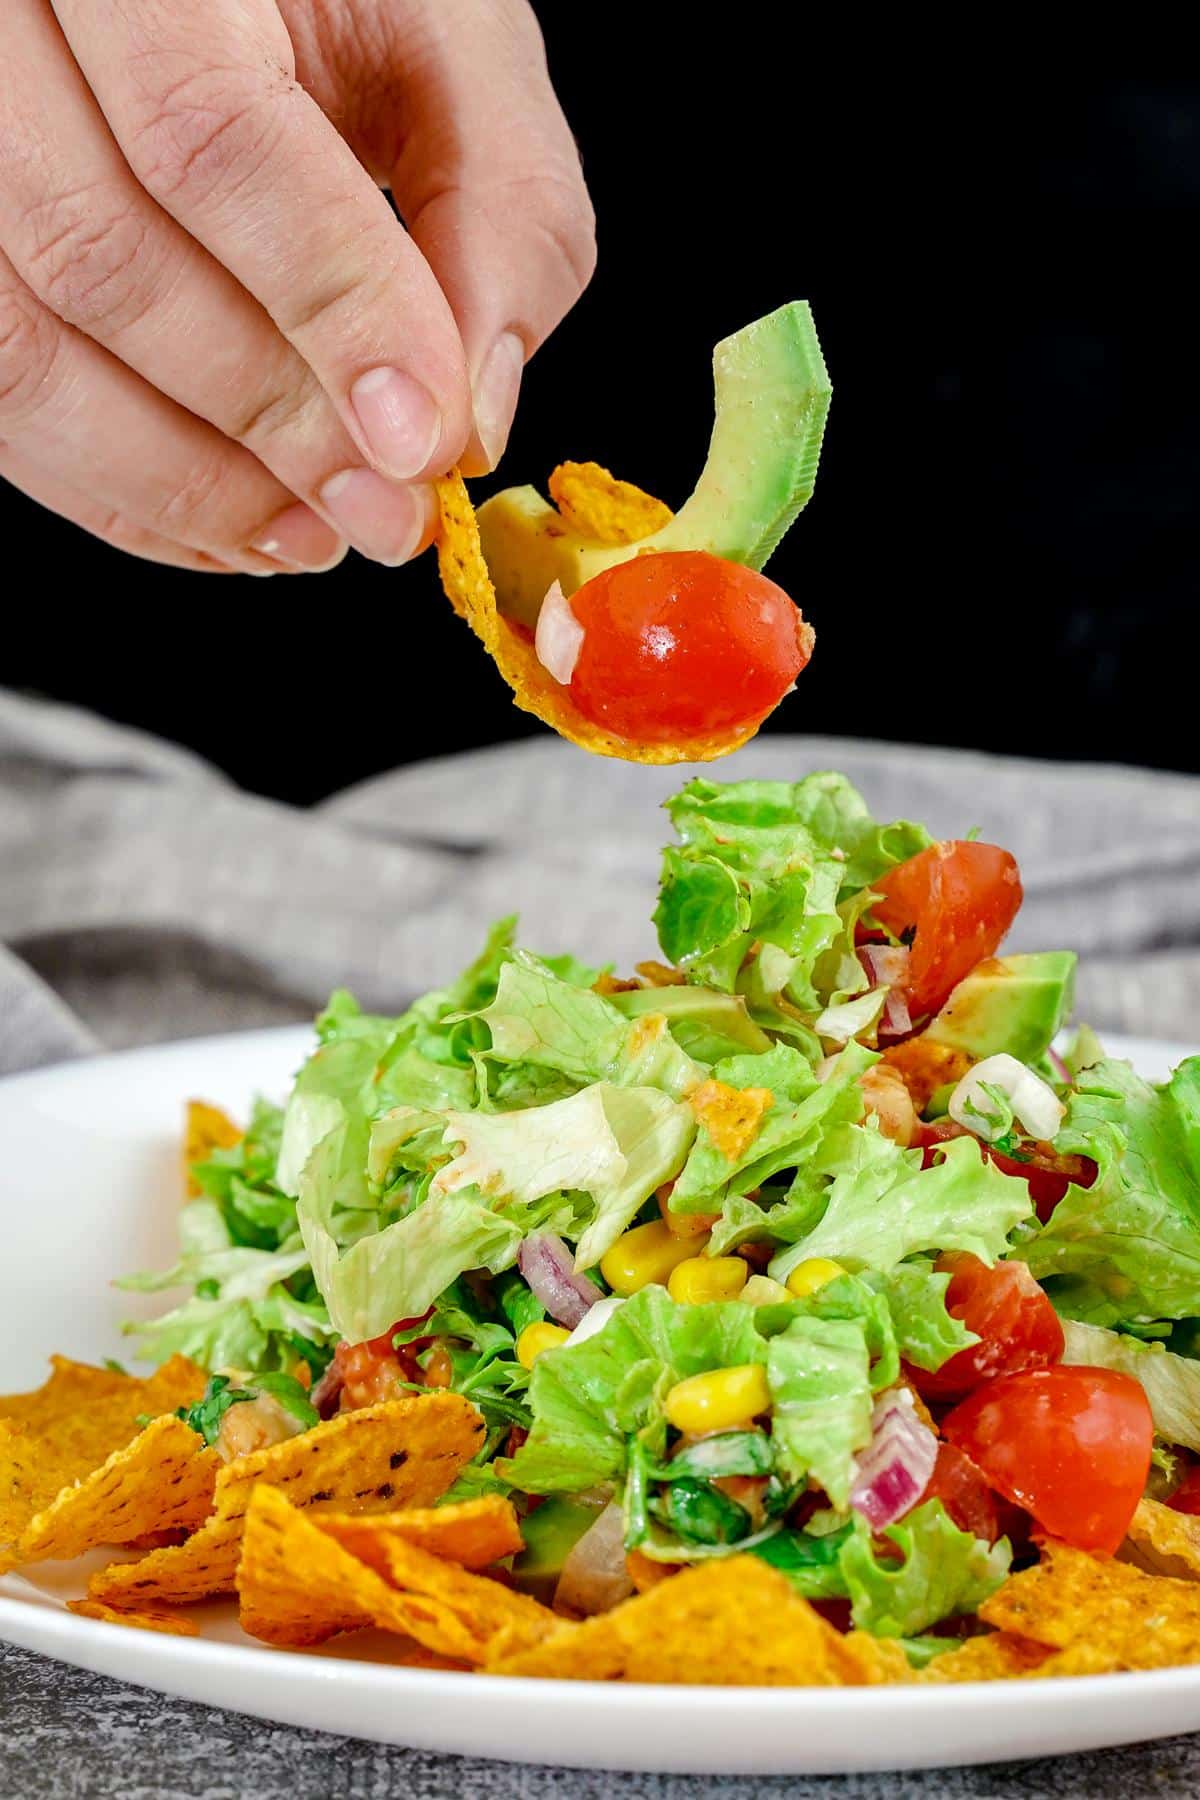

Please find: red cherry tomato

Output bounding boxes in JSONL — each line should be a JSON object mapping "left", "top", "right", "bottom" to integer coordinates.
{"left": 566, "top": 550, "right": 813, "bottom": 743}
{"left": 1168, "top": 1466, "right": 1200, "bottom": 1515}
{"left": 918, "top": 1442, "right": 1001, "bottom": 1543}
{"left": 943, "top": 1366, "right": 1153, "bottom": 1555}
{"left": 916, "top": 1118, "right": 1097, "bottom": 1223}
{"left": 909, "top": 1252, "right": 1065, "bottom": 1403}
{"left": 871, "top": 842, "right": 1023, "bottom": 1018}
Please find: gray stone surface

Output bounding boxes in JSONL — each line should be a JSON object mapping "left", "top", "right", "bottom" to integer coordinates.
{"left": 4, "top": 1641, "right": 1200, "bottom": 1799}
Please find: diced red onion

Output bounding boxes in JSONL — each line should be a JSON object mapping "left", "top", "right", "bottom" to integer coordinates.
{"left": 310, "top": 1359, "right": 344, "bottom": 1419}
{"left": 518, "top": 1232, "right": 604, "bottom": 1328}
{"left": 555, "top": 1500, "right": 634, "bottom": 1616}
{"left": 534, "top": 580, "right": 585, "bottom": 686}
{"left": 859, "top": 944, "right": 910, "bottom": 989}
{"left": 879, "top": 987, "right": 913, "bottom": 1040}
{"left": 1047, "top": 1047, "right": 1071, "bottom": 1085}
{"left": 849, "top": 1388, "right": 938, "bottom": 1530}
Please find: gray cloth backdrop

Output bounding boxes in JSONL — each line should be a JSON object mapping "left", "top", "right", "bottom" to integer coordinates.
{"left": 2, "top": 686, "right": 1200, "bottom": 1796}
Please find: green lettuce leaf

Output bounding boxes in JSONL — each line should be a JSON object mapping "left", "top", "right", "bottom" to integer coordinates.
{"left": 502, "top": 1287, "right": 767, "bottom": 1494}
{"left": 433, "top": 1082, "right": 696, "bottom": 1270}
{"left": 607, "top": 985, "right": 772, "bottom": 1064}
{"left": 478, "top": 953, "right": 705, "bottom": 1100}
{"left": 1025, "top": 1057, "right": 1200, "bottom": 1326}
{"left": 765, "top": 1315, "right": 874, "bottom": 1506}
{"left": 770, "top": 1128, "right": 1033, "bottom": 1282}
{"left": 840, "top": 1499, "right": 1011, "bottom": 1636}
{"left": 866, "top": 1260, "right": 977, "bottom": 1372}
{"left": 653, "top": 774, "right": 932, "bottom": 1000}
{"left": 1061, "top": 1318, "right": 1200, "bottom": 1453}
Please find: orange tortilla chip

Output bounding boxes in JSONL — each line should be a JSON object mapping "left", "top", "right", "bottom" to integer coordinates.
{"left": 489, "top": 1557, "right": 883, "bottom": 1685}
{"left": 547, "top": 461, "right": 673, "bottom": 546}
{"left": 89, "top": 1393, "right": 485, "bottom": 1608}
{"left": 184, "top": 1099, "right": 242, "bottom": 1196}
{"left": 981, "top": 1538, "right": 1200, "bottom": 1672}
{"left": 68, "top": 1598, "right": 200, "bottom": 1638}
{"left": 317, "top": 1495, "right": 522, "bottom": 1572}
{"left": 688, "top": 1080, "right": 774, "bottom": 1162}
{"left": 0, "top": 1355, "right": 207, "bottom": 1563}
{"left": 837, "top": 1632, "right": 913, "bottom": 1685}
{"left": 13, "top": 1415, "right": 218, "bottom": 1567}
{"left": 1122, "top": 1497, "right": 1200, "bottom": 1583}
{"left": 237, "top": 1485, "right": 545, "bottom": 1662}
{"left": 625, "top": 1548, "right": 677, "bottom": 1594}
{"left": 434, "top": 470, "right": 757, "bottom": 765}
{"left": 635, "top": 961, "right": 687, "bottom": 988}
{"left": 918, "top": 1632, "right": 1053, "bottom": 1683}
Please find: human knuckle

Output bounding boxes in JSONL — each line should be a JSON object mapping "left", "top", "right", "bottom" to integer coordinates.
{"left": 516, "top": 171, "right": 597, "bottom": 292}
{"left": 0, "top": 282, "right": 59, "bottom": 415}
{"left": 153, "top": 450, "right": 236, "bottom": 537}
{"left": 225, "top": 370, "right": 325, "bottom": 456}
{"left": 129, "top": 66, "right": 290, "bottom": 207}
{"left": 23, "top": 188, "right": 157, "bottom": 335}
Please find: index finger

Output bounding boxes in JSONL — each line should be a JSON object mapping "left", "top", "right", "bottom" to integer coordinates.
{"left": 54, "top": 0, "right": 472, "bottom": 481}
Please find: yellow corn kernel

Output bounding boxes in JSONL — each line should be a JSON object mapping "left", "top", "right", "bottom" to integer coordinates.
{"left": 515, "top": 1322, "right": 571, "bottom": 1370}
{"left": 600, "top": 1220, "right": 706, "bottom": 1296}
{"left": 785, "top": 1257, "right": 846, "bottom": 1299}
{"left": 741, "top": 1274, "right": 793, "bottom": 1307}
{"left": 667, "top": 1255, "right": 748, "bottom": 1305}
{"left": 664, "top": 1365, "right": 770, "bottom": 1435}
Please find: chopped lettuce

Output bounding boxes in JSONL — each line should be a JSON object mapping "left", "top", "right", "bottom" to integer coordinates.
{"left": 766, "top": 1315, "right": 873, "bottom": 1507}
{"left": 840, "top": 1499, "right": 1011, "bottom": 1637}
{"left": 1061, "top": 1319, "right": 1200, "bottom": 1453}
{"left": 770, "top": 1128, "right": 1033, "bottom": 1283}
{"left": 1026, "top": 1057, "right": 1200, "bottom": 1327}
{"left": 502, "top": 1287, "right": 767, "bottom": 1493}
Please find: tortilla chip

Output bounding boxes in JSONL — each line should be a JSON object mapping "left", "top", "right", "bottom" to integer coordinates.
{"left": 547, "top": 461, "right": 673, "bottom": 546}
{"left": 981, "top": 1538, "right": 1200, "bottom": 1671}
{"left": 635, "top": 961, "right": 687, "bottom": 988}
{"left": 184, "top": 1099, "right": 241, "bottom": 1196}
{"left": 0, "top": 1356, "right": 207, "bottom": 1563}
{"left": 918, "top": 1631, "right": 1053, "bottom": 1683}
{"left": 237, "top": 1486, "right": 545, "bottom": 1662}
{"left": 838, "top": 1632, "right": 913, "bottom": 1685}
{"left": 68, "top": 1598, "right": 200, "bottom": 1638}
{"left": 625, "top": 1548, "right": 677, "bottom": 1594}
{"left": 688, "top": 1080, "right": 774, "bottom": 1162}
{"left": 434, "top": 471, "right": 757, "bottom": 766}
{"left": 317, "top": 1495, "right": 522, "bottom": 1572}
{"left": 489, "top": 1557, "right": 879, "bottom": 1685}
{"left": 89, "top": 1393, "right": 485, "bottom": 1607}
{"left": 1122, "top": 1497, "right": 1200, "bottom": 1584}
{"left": 13, "top": 1416, "right": 218, "bottom": 1567}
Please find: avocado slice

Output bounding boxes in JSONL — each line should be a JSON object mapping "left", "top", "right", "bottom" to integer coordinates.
{"left": 510, "top": 1497, "right": 605, "bottom": 1604}
{"left": 923, "top": 953, "right": 1077, "bottom": 1066}
{"left": 477, "top": 301, "right": 832, "bottom": 628}
{"left": 607, "top": 985, "right": 773, "bottom": 1063}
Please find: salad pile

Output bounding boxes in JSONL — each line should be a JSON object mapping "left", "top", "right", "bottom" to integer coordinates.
{"left": 125, "top": 771, "right": 1200, "bottom": 1652}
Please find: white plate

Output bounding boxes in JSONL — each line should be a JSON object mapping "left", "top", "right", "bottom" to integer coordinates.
{"left": 2, "top": 1025, "right": 1200, "bottom": 1775}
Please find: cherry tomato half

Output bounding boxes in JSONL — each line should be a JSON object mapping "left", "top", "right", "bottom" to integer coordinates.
{"left": 567, "top": 550, "right": 813, "bottom": 743}
{"left": 918, "top": 1441, "right": 1000, "bottom": 1543}
{"left": 943, "top": 1366, "right": 1153, "bottom": 1555}
{"left": 917, "top": 1118, "right": 1097, "bottom": 1223}
{"left": 909, "top": 1252, "right": 1065, "bottom": 1403}
{"left": 871, "top": 842, "right": 1023, "bottom": 1018}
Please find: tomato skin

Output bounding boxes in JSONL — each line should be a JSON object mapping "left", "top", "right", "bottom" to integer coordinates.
{"left": 1168, "top": 1466, "right": 1200, "bottom": 1516}
{"left": 918, "top": 1442, "right": 1001, "bottom": 1543}
{"left": 329, "top": 1313, "right": 433, "bottom": 1412}
{"left": 943, "top": 1366, "right": 1154, "bottom": 1555}
{"left": 916, "top": 1118, "right": 1097, "bottom": 1223}
{"left": 872, "top": 842, "right": 1023, "bottom": 1018}
{"left": 567, "top": 551, "right": 813, "bottom": 743}
{"left": 909, "top": 1252, "right": 1065, "bottom": 1403}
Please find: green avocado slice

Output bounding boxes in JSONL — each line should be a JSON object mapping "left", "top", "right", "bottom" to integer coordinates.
{"left": 477, "top": 301, "right": 832, "bottom": 628}
{"left": 923, "top": 952, "right": 1077, "bottom": 1066}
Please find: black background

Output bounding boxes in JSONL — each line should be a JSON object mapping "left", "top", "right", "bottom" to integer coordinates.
{"left": 3, "top": 35, "right": 1197, "bottom": 803}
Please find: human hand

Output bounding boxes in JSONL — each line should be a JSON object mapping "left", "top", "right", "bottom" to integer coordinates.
{"left": 0, "top": 0, "right": 594, "bottom": 574}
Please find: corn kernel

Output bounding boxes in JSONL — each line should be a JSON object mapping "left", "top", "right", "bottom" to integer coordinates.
{"left": 515, "top": 1322, "right": 571, "bottom": 1370}
{"left": 741, "top": 1274, "right": 793, "bottom": 1307}
{"left": 664, "top": 1364, "right": 770, "bottom": 1434}
{"left": 600, "top": 1220, "right": 706, "bottom": 1296}
{"left": 785, "top": 1257, "right": 846, "bottom": 1299}
{"left": 667, "top": 1255, "right": 748, "bottom": 1305}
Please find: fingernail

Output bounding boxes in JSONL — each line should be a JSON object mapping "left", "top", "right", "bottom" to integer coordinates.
{"left": 319, "top": 469, "right": 432, "bottom": 565}
{"left": 350, "top": 367, "right": 441, "bottom": 480}
{"left": 250, "top": 502, "right": 343, "bottom": 571}
{"left": 473, "top": 332, "right": 524, "bottom": 470}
